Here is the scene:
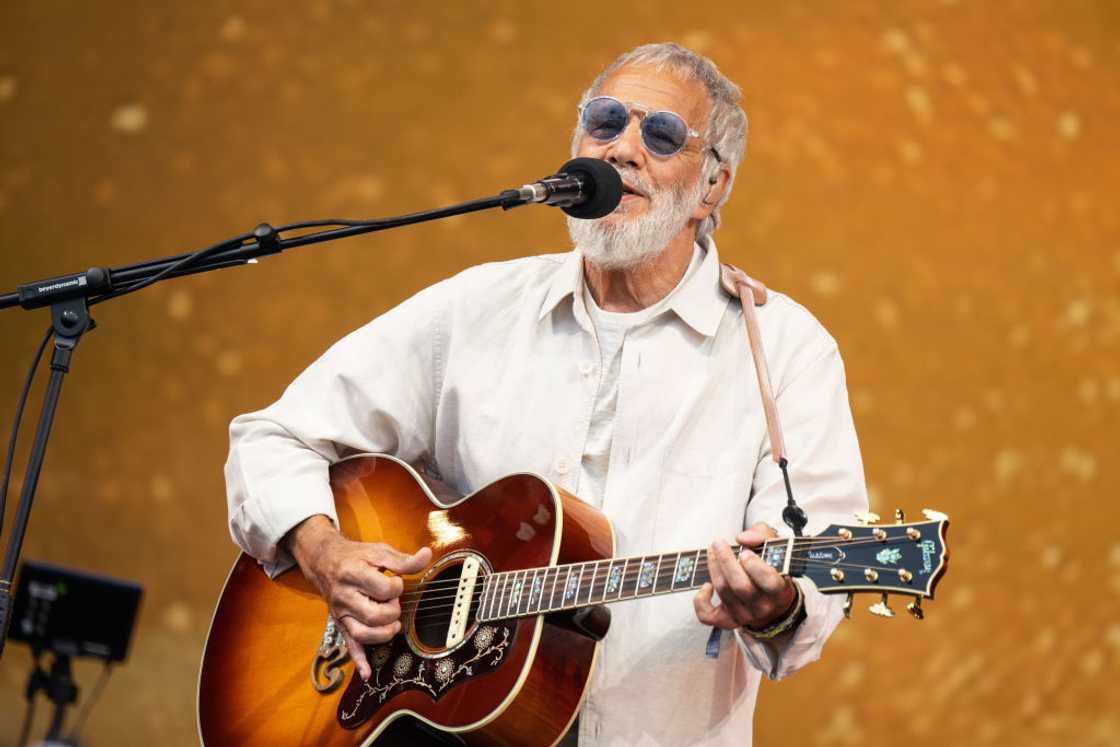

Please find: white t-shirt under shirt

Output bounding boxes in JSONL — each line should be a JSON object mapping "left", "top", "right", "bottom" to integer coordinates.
{"left": 578, "top": 244, "right": 704, "bottom": 508}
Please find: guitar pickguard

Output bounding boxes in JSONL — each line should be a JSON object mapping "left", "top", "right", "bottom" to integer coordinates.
{"left": 337, "top": 622, "right": 516, "bottom": 730}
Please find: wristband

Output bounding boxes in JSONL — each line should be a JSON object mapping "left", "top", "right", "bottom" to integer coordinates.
{"left": 742, "top": 581, "right": 804, "bottom": 640}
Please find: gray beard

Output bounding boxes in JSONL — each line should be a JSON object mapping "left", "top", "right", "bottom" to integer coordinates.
{"left": 567, "top": 168, "right": 704, "bottom": 271}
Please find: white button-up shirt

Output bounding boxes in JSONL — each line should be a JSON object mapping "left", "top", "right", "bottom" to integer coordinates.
{"left": 225, "top": 237, "right": 869, "bottom": 746}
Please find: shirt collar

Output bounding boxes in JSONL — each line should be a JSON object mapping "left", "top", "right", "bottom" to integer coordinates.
{"left": 538, "top": 235, "right": 728, "bottom": 338}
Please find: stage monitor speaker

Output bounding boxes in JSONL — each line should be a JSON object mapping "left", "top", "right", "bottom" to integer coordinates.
{"left": 8, "top": 559, "right": 143, "bottom": 662}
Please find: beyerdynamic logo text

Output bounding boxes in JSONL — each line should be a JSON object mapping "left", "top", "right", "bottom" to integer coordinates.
{"left": 36, "top": 277, "right": 87, "bottom": 293}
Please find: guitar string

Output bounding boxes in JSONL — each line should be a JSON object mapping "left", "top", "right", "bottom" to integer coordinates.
{"left": 394, "top": 539, "right": 925, "bottom": 614}
{"left": 402, "top": 555, "right": 929, "bottom": 624}
{"left": 394, "top": 534, "right": 925, "bottom": 603}
{"left": 390, "top": 530, "right": 941, "bottom": 601}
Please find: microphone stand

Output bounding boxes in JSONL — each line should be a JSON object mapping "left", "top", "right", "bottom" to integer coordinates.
{"left": 0, "top": 188, "right": 536, "bottom": 656}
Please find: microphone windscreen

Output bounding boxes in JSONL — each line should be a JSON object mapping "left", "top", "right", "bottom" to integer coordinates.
{"left": 558, "top": 157, "right": 623, "bottom": 220}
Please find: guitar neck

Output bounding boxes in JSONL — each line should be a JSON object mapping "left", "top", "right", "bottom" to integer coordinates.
{"left": 477, "top": 540, "right": 793, "bottom": 623}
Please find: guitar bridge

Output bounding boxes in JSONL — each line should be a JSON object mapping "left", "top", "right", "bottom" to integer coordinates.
{"left": 446, "top": 556, "right": 481, "bottom": 648}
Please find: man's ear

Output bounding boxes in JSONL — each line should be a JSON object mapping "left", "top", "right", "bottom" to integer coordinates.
{"left": 694, "top": 167, "right": 730, "bottom": 220}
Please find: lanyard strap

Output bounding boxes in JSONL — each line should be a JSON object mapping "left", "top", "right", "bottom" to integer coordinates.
{"left": 719, "top": 264, "right": 807, "bottom": 537}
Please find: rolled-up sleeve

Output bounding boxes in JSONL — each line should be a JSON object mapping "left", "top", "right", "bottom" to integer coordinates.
{"left": 734, "top": 338, "right": 869, "bottom": 680}
{"left": 224, "top": 279, "right": 449, "bottom": 577}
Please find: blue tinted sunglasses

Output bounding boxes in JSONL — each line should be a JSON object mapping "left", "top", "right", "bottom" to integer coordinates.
{"left": 579, "top": 96, "right": 711, "bottom": 158}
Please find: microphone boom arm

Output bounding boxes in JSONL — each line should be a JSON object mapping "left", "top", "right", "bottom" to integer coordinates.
{"left": 0, "top": 161, "right": 617, "bottom": 657}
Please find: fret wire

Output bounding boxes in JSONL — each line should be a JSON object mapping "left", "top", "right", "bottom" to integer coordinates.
{"left": 519, "top": 568, "right": 532, "bottom": 616}
{"left": 520, "top": 568, "right": 531, "bottom": 615}
{"left": 601, "top": 558, "right": 616, "bottom": 602}
{"left": 499, "top": 573, "right": 512, "bottom": 618}
{"left": 586, "top": 560, "right": 599, "bottom": 605}
{"left": 588, "top": 561, "right": 598, "bottom": 606}
{"left": 629, "top": 556, "right": 643, "bottom": 598}
{"left": 517, "top": 569, "right": 530, "bottom": 616}
{"left": 527, "top": 568, "right": 539, "bottom": 615}
{"left": 537, "top": 567, "right": 548, "bottom": 613}
{"left": 534, "top": 567, "right": 547, "bottom": 614}
{"left": 547, "top": 566, "right": 560, "bottom": 612}
{"left": 689, "top": 549, "right": 701, "bottom": 588}
{"left": 617, "top": 558, "right": 629, "bottom": 600}
{"left": 511, "top": 570, "right": 521, "bottom": 616}
{"left": 575, "top": 562, "right": 587, "bottom": 609}
{"left": 501, "top": 571, "right": 512, "bottom": 619}
{"left": 535, "top": 567, "right": 546, "bottom": 614}
{"left": 491, "top": 572, "right": 504, "bottom": 620}
{"left": 599, "top": 559, "right": 610, "bottom": 602}
{"left": 552, "top": 565, "right": 564, "bottom": 612}
{"left": 660, "top": 552, "right": 676, "bottom": 593}
{"left": 653, "top": 553, "right": 665, "bottom": 595}
{"left": 474, "top": 577, "right": 488, "bottom": 622}
{"left": 506, "top": 570, "right": 522, "bottom": 619}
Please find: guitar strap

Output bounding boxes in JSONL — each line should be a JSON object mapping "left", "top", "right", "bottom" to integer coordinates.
{"left": 718, "top": 265, "right": 786, "bottom": 463}
{"left": 718, "top": 262, "right": 808, "bottom": 539}
{"left": 702, "top": 263, "right": 809, "bottom": 659}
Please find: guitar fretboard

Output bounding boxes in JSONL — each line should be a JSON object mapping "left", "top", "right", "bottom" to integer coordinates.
{"left": 476, "top": 540, "right": 791, "bottom": 623}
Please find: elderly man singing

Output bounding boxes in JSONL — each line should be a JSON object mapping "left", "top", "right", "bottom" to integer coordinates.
{"left": 225, "top": 42, "right": 868, "bottom": 746}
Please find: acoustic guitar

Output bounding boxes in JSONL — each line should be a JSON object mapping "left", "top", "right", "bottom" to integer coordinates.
{"left": 198, "top": 453, "right": 949, "bottom": 746}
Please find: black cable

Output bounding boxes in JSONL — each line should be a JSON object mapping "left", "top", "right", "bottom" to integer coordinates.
{"left": 2, "top": 197, "right": 512, "bottom": 530}
{"left": 89, "top": 232, "right": 253, "bottom": 307}
{"left": 66, "top": 661, "right": 112, "bottom": 742}
{"left": 0, "top": 324, "right": 53, "bottom": 539}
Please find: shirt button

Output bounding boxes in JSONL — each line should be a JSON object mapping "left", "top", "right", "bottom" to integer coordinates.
{"left": 579, "top": 361, "right": 594, "bottom": 376}
{"left": 555, "top": 458, "right": 571, "bottom": 474}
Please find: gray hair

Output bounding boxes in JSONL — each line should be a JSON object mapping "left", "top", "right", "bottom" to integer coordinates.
{"left": 571, "top": 42, "right": 748, "bottom": 240}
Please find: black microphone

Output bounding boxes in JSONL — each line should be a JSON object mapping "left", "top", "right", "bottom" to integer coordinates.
{"left": 512, "top": 157, "right": 623, "bottom": 219}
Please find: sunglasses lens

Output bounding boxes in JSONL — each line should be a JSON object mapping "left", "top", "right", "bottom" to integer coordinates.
{"left": 582, "top": 97, "right": 629, "bottom": 141}
{"left": 641, "top": 112, "right": 689, "bottom": 156}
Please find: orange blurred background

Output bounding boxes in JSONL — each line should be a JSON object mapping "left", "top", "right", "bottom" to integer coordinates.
{"left": 1, "top": 1, "right": 1117, "bottom": 745}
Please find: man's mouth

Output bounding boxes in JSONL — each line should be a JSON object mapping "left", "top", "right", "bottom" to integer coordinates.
{"left": 620, "top": 181, "right": 648, "bottom": 200}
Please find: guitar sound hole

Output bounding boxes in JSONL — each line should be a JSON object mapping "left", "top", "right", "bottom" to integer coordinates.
{"left": 413, "top": 562, "right": 473, "bottom": 650}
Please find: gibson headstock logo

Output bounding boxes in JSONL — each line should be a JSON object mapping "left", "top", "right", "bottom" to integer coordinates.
{"left": 920, "top": 540, "right": 937, "bottom": 574}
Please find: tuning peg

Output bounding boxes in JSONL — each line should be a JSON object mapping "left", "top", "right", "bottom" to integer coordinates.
{"left": 921, "top": 508, "right": 948, "bottom": 522}
{"left": 868, "top": 593, "right": 894, "bottom": 618}
{"left": 907, "top": 597, "right": 924, "bottom": 620}
{"left": 895, "top": 508, "right": 905, "bottom": 524}
{"left": 853, "top": 511, "right": 880, "bottom": 526}
{"left": 842, "top": 593, "right": 853, "bottom": 619}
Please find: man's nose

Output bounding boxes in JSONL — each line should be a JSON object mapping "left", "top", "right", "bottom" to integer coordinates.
{"left": 604, "top": 116, "right": 644, "bottom": 170}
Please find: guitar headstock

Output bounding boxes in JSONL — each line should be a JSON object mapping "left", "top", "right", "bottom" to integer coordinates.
{"left": 769, "top": 508, "right": 950, "bottom": 620}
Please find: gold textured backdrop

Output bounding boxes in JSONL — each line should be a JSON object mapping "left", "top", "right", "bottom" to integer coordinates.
{"left": 1, "top": 1, "right": 1117, "bottom": 744}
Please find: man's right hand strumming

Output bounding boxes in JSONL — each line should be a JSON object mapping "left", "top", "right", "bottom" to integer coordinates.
{"left": 285, "top": 514, "right": 432, "bottom": 681}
